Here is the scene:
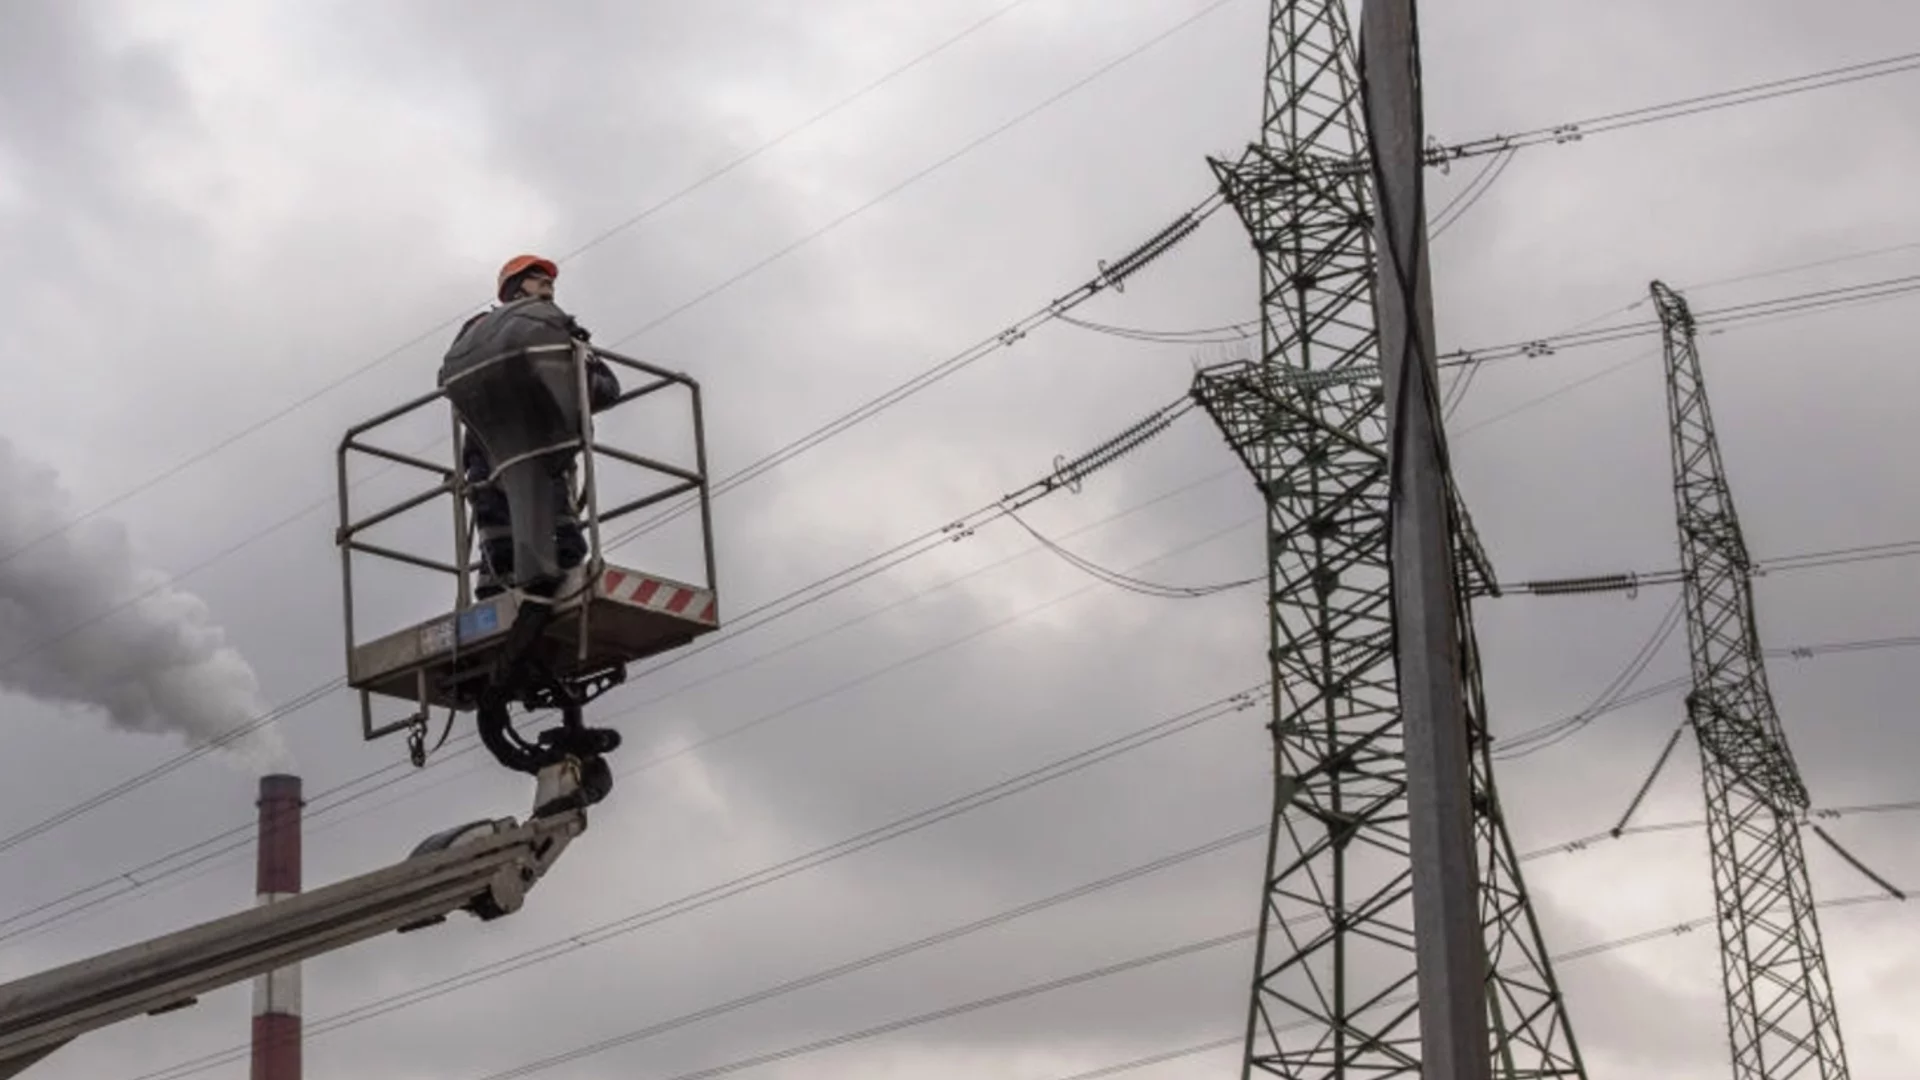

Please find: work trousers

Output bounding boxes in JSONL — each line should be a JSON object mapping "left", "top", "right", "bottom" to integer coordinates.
{"left": 463, "top": 438, "right": 589, "bottom": 596}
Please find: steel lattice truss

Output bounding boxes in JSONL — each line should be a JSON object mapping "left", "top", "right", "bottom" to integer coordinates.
{"left": 1190, "top": 4, "right": 1586, "bottom": 1077}
{"left": 1651, "top": 281, "right": 1851, "bottom": 1080}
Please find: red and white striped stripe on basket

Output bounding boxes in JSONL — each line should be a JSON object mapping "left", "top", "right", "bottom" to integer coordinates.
{"left": 600, "top": 568, "right": 718, "bottom": 625}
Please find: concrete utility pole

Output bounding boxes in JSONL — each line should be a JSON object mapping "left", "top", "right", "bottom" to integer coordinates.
{"left": 1358, "top": 3, "right": 1492, "bottom": 1078}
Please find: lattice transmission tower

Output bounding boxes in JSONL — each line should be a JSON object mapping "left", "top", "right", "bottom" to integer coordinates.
{"left": 1189, "top": 4, "right": 1587, "bottom": 1077}
{"left": 1651, "top": 280, "right": 1851, "bottom": 1080}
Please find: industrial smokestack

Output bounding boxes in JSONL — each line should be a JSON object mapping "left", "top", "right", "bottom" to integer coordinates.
{"left": 251, "top": 774, "right": 302, "bottom": 1080}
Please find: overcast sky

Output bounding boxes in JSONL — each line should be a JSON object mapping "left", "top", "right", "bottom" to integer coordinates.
{"left": 1, "top": 1, "right": 1916, "bottom": 1078}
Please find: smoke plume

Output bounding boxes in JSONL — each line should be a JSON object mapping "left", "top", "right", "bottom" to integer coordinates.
{"left": 0, "top": 436, "right": 292, "bottom": 771}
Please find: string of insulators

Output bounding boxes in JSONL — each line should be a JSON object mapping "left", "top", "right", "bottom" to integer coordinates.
{"left": 1096, "top": 211, "right": 1208, "bottom": 293}
{"left": 1043, "top": 401, "right": 1192, "bottom": 497}
{"left": 998, "top": 398, "right": 1194, "bottom": 511}
{"left": 1513, "top": 572, "right": 1643, "bottom": 596}
{"left": 1268, "top": 364, "right": 1381, "bottom": 391}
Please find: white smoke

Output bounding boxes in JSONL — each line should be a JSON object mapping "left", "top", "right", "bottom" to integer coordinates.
{"left": 0, "top": 436, "right": 292, "bottom": 771}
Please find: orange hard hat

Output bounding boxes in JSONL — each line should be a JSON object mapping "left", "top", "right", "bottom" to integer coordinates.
{"left": 497, "top": 254, "right": 558, "bottom": 298}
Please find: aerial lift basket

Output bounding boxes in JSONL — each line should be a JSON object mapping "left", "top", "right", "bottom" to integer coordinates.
{"left": 335, "top": 306, "right": 719, "bottom": 778}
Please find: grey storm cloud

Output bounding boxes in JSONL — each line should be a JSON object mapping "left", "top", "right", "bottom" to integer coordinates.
{"left": 1, "top": 1, "right": 1917, "bottom": 1079}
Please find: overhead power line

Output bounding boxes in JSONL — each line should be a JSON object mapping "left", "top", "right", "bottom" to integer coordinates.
{"left": 0, "top": 198, "right": 1221, "bottom": 861}
{"left": 0, "top": 25, "right": 1891, "bottom": 675}
{"left": 114, "top": 613, "right": 1909, "bottom": 1076}
{"left": 1495, "top": 595, "right": 1687, "bottom": 760}
{"left": 1, "top": 453, "right": 1241, "bottom": 943}
{"left": 0, "top": 741, "right": 492, "bottom": 947}
{"left": 1, "top": 4, "right": 1239, "bottom": 861}
{"left": 1429, "top": 145, "right": 1519, "bottom": 237}
{"left": 1439, "top": 270, "right": 1920, "bottom": 368}
{"left": 1487, "top": 629, "right": 1920, "bottom": 765}
{"left": 1521, "top": 796, "right": 1920, "bottom": 866}
{"left": 455, "top": 825, "right": 1280, "bottom": 1080}
{"left": 1005, "top": 508, "right": 1262, "bottom": 598}
{"left": 1062, "top": 52, "right": 1920, "bottom": 354}
{"left": 123, "top": 683, "right": 1270, "bottom": 1080}
{"left": 688, "top": 878, "right": 1913, "bottom": 1080}
{"left": 492, "top": 887, "right": 1914, "bottom": 1080}
{"left": 604, "top": 465, "right": 1246, "bottom": 716}
{"left": 3, "top": 13, "right": 1876, "bottom": 610}
{"left": 0, "top": 0, "right": 1225, "bottom": 613}
{"left": 598, "top": 202, "right": 1226, "bottom": 551}
{"left": 2, "top": 23, "right": 1896, "bottom": 815}
{"left": 1503, "top": 533, "right": 1920, "bottom": 599}
{"left": 0, "top": 679, "right": 342, "bottom": 858}
{"left": 469, "top": 927, "right": 1260, "bottom": 1080}
{"left": 1431, "top": 48, "right": 1920, "bottom": 163}
{"left": 590, "top": 515, "right": 1262, "bottom": 784}
{"left": 0, "top": 0, "right": 1052, "bottom": 577}
{"left": 617, "top": 392, "right": 1212, "bottom": 667}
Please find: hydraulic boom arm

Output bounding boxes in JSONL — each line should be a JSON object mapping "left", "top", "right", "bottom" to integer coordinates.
{"left": 0, "top": 762, "right": 593, "bottom": 1078}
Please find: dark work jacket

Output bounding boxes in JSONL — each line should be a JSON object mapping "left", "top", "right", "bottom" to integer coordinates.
{"left": 454, "top": 306, "right": 621, "bottom": 488}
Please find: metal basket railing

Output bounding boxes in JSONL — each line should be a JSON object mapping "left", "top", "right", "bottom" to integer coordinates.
{"left": 335, "top": 342, "right": 715, "bottom": 742}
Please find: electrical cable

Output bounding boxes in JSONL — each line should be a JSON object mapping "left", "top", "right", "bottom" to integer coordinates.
{"left": 0, "top": 0, "right": 1048, "bottom": 578}
{"left": 3, "top": 22, "right": 1897, "bottom": 600}
{"left": 623, "top": 887, "right": 1908, "bottom": 1080}
{"left": 1438, "top": 271, "right": 1920, "bottom": 369}
{"left": 131, "top": 816, "right": 1268, "bottom": 1079}
{"left": 463, "top": 821, "right": 1282, "bottom": 1080}
{"left": 608, "top": 392, "right": 1208, "bottom": 683}
{"left": 475, "top": 927, "right": 1261, "bottom": 1080}
{"left": 1520, "top": 796, "right": 1920, "bottom": 866}
{"left": 0, "top": 742, "right": 487, "bottom": 946}
{"left": 2, "top": 458, "right": 1245, "bottom": 942}
{"left": 0, "top": 205, "right": 1222, "bottom": 861}
{"left": 598, "top": 466, "right": 1246, "bottom": 722}
{"left": 0, "top": 678, "right": 343, "bottom": 857}
{"left": 0, "top": 397, "right": 1220, "bottom": 918}
{"left": 1488, "top": 628, "right": 1920, "bottom": 765}
{"left": 85, "top": 634, "right": 1910, "bottom": 1080}
{"left": 1055, "top": 313, "right": 1260, "bottom": 345}
{"left": 1428, "top": 145, "right": 1508, "bottom": 225}
{"left": 599, "top": 0, "right": 1244, "bottom": 360}
{"left": 159, "top": 864, "right": 1911, "bottom": 1080}
{"left": 1445, "top": 231, "right": 1920, "bottom": 422}
{"left": 1449, "top": 346, "right": 1663, "bottom": 439}
{"left": 1494, "top": 594, "right": 1686, "bottom": 759}
{"left": 122, "top": 682, "right": 1271, "bottom": 1080}
{"left": 1679, "top": 239, "right": 1920, "bottom": 295}
{"left": 1004, "top": 508, "right": 1263, "bottom": 598}
{"left": 1434, "top": 271, "right": 1920, "bottom": 430}
{"left": 1429, "top": 145, "right": 1517, "bottom": 238}
{"left": 1502, "top": 535, "right": 1920, "bottom": 599}
{"left": 474, "top": 929, "right": 1260, "bottom": 1080}
{"left": 591, "top": 513, "right": 1263, "bottom": 784}
{"left": 596, "top": 196, "right": 1227, "bottom": 552}
{"left": 1432, "top": 49, "right": 1920, "bottom": 163}
{"left": 12, "top": 25, "right": 1907, "bottom": 858}
{"left": 0, "top": 1, "right": 1239, "bottom": 834}
{"left": 896, "top": 879, "right": 1920, "bottom": 1080}
{"left": 22, "top": 33, "right": 1912, "bottom": 1060}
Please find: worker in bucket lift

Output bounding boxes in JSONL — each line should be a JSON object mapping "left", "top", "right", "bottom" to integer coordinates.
{"left": 455, "top": 255, "right": 621, "bottom": 599}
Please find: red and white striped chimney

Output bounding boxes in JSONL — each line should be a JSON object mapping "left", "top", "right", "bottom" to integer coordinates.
{"left": 252, "top": 774, "right": 302, "bottom": 1080}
